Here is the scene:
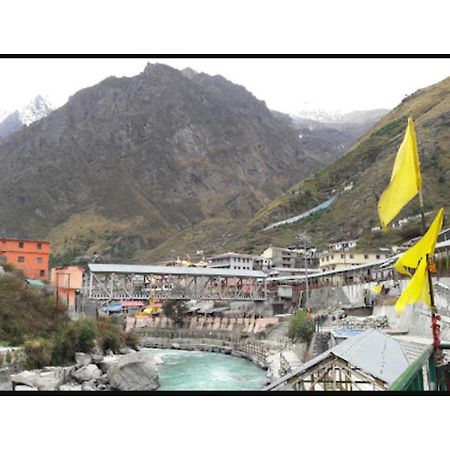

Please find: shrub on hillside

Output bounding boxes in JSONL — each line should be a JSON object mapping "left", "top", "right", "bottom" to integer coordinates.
{"left": 288, "top": 310, "right": 315, "bottom": 345}
{"left": 96, "top": 316, "right": 124, "bottom": 353}
{"left": 0, "top": 273, "right": 64, "bottom": 346}
{"left": 51, "top": 318, "right": 97, "bottom": 365}
{"left": 124, "top": 331, "right": 140, "bottom": 350}
{"left": 24, "top": 338, "right": 54, "bottom": 369}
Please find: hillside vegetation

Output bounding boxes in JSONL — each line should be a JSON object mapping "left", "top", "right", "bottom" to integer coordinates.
{"left": 234, "top": 76, "right": 450, "bottom": 253}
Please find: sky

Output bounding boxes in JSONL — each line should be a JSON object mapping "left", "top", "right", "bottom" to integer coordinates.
{"left": 1, "top": 58, "right": 450, "bottom": 116}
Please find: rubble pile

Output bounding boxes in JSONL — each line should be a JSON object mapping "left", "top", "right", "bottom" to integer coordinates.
{"left": 336, "top": 315, "right": 388, "bottom": 330}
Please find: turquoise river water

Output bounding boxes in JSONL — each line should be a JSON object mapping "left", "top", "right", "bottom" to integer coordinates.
{"left": 153, "top": 348, "right": 267, "bottom": 391}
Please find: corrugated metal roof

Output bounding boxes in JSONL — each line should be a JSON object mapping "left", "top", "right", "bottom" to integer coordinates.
{"left": 88, "top": 263, "right": 267, "bottom": 278}
{"left": 266, "top": 330, "right": 409, "bottom": 390}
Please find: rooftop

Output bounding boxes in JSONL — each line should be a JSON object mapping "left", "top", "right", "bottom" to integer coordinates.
{"left": 88, "top": 263, "right": 267, "bottom": 279}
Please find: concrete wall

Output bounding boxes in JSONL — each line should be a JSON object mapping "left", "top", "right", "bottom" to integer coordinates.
{"left": 308, "top": 276, "right": 450, "bottom": 341}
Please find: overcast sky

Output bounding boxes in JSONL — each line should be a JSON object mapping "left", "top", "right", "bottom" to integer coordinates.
{"left": 1, "top": 58, "right": 450, "bottom": 116}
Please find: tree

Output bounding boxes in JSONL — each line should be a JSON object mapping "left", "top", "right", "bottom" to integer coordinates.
{"left": 288, "top": 309, "right": 315, "bottom": 345}
{"left": 162, "top": 287, "right": 187, "bottom": 326}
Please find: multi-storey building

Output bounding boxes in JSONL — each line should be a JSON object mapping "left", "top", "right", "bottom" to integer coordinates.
{"left": 0, "top": 238, "right": 50, "bottom": 281}
{"left": 318, "top": 249, "right": 390, "bottom": 272}
{"left": 207, "top": 252, "right": 256, "bottom": 270}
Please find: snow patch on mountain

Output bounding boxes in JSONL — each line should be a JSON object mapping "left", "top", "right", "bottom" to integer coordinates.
{"left": 17, "top": 95, "right": 54, "bottom": 125}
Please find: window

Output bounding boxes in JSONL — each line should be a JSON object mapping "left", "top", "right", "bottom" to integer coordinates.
{"left": 340, "top": 254, "right": 345, "bottom": 259}
{"left": 18, "top": 256, "right": 25, "bottom": 263}
{"left": 376, "top": 255, "right": 380, "bottom": 259}
{"left": 39, "top": 270, "right": 45, "bottom": 277}
{"left": 36, "top": 257, "right": 43, "bottom": 264}
{"left": 350, "top": 254, "right": 354, "bottom": 259}
{"left": 331, "top": 255, "right": 334, "bottom": 260}
{"left": 364, "top": 255, "right": 369, "bottom": 259}
{"left": 37, "top": 243, "right": 42, "bottom": 249}
{"left": 18, "top": 242, "right": 24, "bottom": 248}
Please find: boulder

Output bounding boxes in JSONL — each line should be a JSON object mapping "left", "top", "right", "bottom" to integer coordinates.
{"left": 72, "top": 364, "right": 102, "bottom": 383}
{"left": 75, "top": 352, "right": 92, "bottom": 366}
{"left": 15, "top": 385, "right": 38, "bottom": 391}
{"left": 97, "top": 373, "right": 109, "bottom": 384}
{"left": 11, "top": 368, "right": 64, "bottom": 391}
{"left": 107, "top": 349, "right": 160, "bottom": 391}
{"left": 91, "top": 354, "right": 104, "bottom": 365}
{"left": 59, "top": 382, "right": 82, "bottom": 391}
{"left": 0, "top": 368, "right": 13, "bottom": 391}
{"left": 119, "top": 347, "right": 135, "bottom": 355}
{"left": 99, "top": 355, "right": 120, "bottom": 374}
{"left": 81, "top": 381, "right": 96, "bottom": 391}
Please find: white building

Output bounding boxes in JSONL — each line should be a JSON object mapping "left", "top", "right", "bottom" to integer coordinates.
{"left": 318, "top": 249, "right": 390, "bottom": 272}
{"left": 207, "top": 252, "right": 256, "bottom": 270}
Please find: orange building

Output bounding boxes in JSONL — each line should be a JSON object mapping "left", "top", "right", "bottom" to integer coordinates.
{"left": 50, "top": 266, "right": 85, "bottom": 307}
{"left": 0, "top": 238, "right": 50, "bottom": 281}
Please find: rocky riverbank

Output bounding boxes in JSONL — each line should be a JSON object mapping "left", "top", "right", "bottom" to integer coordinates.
{"left": 0, "top": 348, "right": 161, "bottom": 391}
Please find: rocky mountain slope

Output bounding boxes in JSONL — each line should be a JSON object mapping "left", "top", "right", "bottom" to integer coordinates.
{"left": 0, "top": 64, "right": 328, "bottom": 262}
{"left": 0, "top": 95, "right": 53, "bottom": 140}
{"left": 235, "top": 76, "right": 450, "bottom": 254}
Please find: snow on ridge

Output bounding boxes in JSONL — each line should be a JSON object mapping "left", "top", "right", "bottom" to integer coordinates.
{"left": 17, "top": 95, "right": 54, "bottom": 125}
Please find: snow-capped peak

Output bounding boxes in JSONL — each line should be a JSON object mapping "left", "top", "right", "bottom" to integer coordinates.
{"left": 17, "top": 95, "right": 54, "bottom": 125}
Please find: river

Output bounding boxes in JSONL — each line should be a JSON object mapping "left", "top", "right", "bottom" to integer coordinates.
{"left": 152, "top": 348, "right": 267, "bottom": 391}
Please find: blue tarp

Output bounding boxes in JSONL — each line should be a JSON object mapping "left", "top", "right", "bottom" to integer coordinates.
{"left": 101, "top": 303, "right": 123, "bottom": 313}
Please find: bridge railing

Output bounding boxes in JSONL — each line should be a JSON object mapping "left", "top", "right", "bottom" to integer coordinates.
{"left": 389, "top": 343, "right": 450, "bottom": 391}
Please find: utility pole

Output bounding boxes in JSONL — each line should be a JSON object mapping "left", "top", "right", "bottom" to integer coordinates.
{"left": 296, "top": 232, "right": 311, "bottom": 309}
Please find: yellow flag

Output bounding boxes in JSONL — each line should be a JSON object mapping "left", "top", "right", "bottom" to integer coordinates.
{"left": 378, "top": 118, "right": 422, "bottom": 228}
{"left": 394, "top": 208, "right": 444, "bottom": 276}
{"left": 395, "top": 257, "right": 431, "bottom": 313}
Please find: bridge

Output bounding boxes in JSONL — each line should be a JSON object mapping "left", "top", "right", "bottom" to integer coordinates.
{"left": 83, "top": 263, "right": 268, "bottom": 305}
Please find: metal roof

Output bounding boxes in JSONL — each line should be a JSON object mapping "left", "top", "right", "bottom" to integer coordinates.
{"left": 266, "top": 330, "right": 409, "bottom": 390}
{"left": 88, "top": 263, "right": 267, "bottom": 278}
{"left": 267, "top": 258, "right": 389, "bottom": 282}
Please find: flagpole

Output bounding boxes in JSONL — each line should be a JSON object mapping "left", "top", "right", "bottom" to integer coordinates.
{"left": 419, "top": 190, "right": 443, "bottom": 388}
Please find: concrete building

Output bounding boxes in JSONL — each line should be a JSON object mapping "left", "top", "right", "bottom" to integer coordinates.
{"left": 260, "top": 246, "right": 316, "bottom": 269}
{"left": 318, "top": 249, "right": 390, "bottom": 272}
{"left": 0, "top": 238, "right": 50, "bottom": 281}
{"left": 327, "top": 239, "right": 358, "bottom": 252}
{"left": 50, "top": 266, "right": 85, "bottom": 308}
{"left": 208, "top": 252, "right": 256, "bottom": 270}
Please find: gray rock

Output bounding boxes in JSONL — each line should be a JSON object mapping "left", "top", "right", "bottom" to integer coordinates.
{"left": 0, "top": 368, "right": 13, "bottom": 391}
{"left": 59, "top": 382, "right": 82, "bottom": 391}
{"left": 81, "top": 381, "right": 97, "bottom": 391}
{"left": 119, "top": 347, "right": 134, "bottom": 355}
{"left": 91, "top": 353, "right": 104, "bottom": 365}
{"left": 99, "top": 355, "right": 120, "bottom": 374}
{"left": 97, "top": 373, "right": 109, "bottom": 384}
{"left": 75, "top": 352, "right": 92, "bottom": 366}
{"left": 72, "top": 364, "right": 102, "bottom": 383}
{"left": 107, "top": 349, "right": 159, "bottom": 391}
{"left": 62, "top": 365, "right": 78, "bottom": 383}
{"left": 12, "top": 368, "right": 64, "bottom": 391}
{"left": 15, "top": 385, "right": 38, "bottom": 391}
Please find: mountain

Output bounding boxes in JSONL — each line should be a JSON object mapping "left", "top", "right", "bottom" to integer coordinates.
{"left": 235, "top": 76, "right": 450, "bottom": 254}
{"left": 0, "top": 64, "right": 325, "bottom": 263}
{"left": 0, "top": 95, "right": 53, "bottom": 140}
{"left": 294, "top": 108, "right": 388, "bottom": 125}
{"left": 289, "top": 109, "right": 389, "bottom": 164}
